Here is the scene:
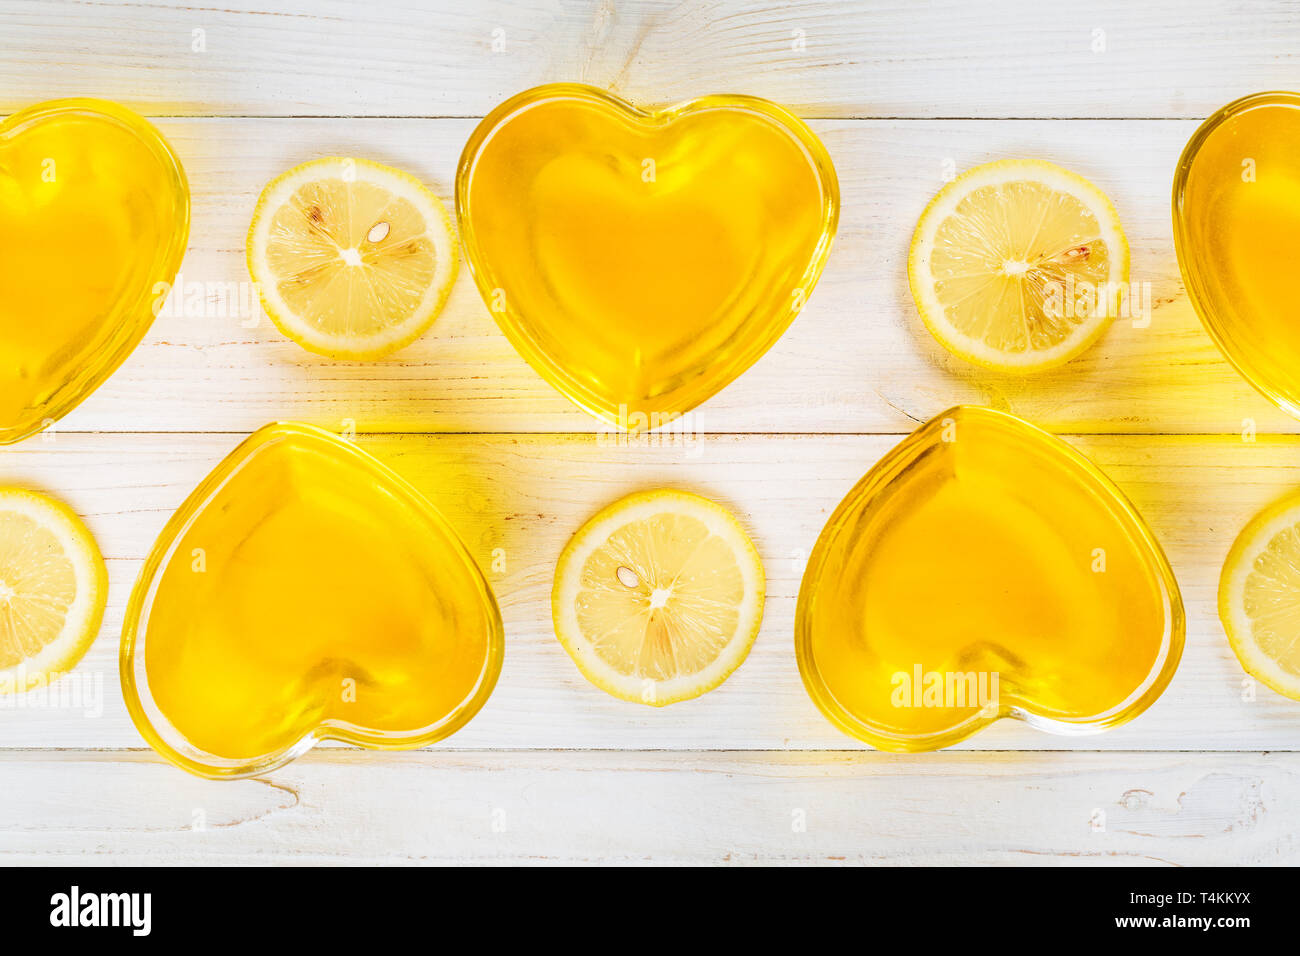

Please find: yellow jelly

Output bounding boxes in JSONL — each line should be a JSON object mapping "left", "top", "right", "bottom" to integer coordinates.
{"left": 121, "top": 423, "right": 503, "bottom": 778}
{"left": 1174, "top": 91, "right": 1300, "bottom": 417}
{"left": 796, "top": 406, "right": 1183, "bottom": 752}
{"left": 456, "top": 83, "right": 839, "bottom": 427}
{"left": 0, "top": 99, "right": 189, "bottom": 442}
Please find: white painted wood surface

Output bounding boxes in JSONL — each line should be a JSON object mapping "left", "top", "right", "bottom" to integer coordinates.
{"left": 0, "top": 750, "right": 1290, "bottom": 865}
{"left": 1, "top": 0, "right": 1295, "bottom": 119}
{"left": 2, "top": 0, "right": 1299, "bottom": 864}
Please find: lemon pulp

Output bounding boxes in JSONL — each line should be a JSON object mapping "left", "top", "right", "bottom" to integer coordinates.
{"left": 909, "top": 159, "right": 1129, "bottom": 372}
{"left": 246, "top": 157, "right": 457, "bottom": 359}
{"left": 1220, "top": 490, "right": 1300, "bottom": 700}
{"left": 0, "top": 489, "right": 107, "bottom": 694}
{"left": 551, "top": 489, "right": 764, "bottom": 706}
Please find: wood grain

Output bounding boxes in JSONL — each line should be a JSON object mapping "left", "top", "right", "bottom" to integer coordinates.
{"left": 0, "top": 749, "right": 1291, "bottom": 864}
{"left": 4, "top": 0, "right": 1299, "bottom": 865}
{"left": 0, "top": 1, "right": 1295, "bottom": 120}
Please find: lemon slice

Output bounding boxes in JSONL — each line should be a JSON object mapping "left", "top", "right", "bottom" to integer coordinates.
{"left": 1220, "top": 491, "right": 1300, "bottom": 700}
{"left": 0, "top": 489, "right": 108, "bottom": 694}
{"left": 551, "top": 489, "right": 765, "bottom": 706}
{"left": 908, "top": 159, "right": 1130, "bottom": 373}
{"left": 247, "top": 157, "right": 458, "bottom": 359}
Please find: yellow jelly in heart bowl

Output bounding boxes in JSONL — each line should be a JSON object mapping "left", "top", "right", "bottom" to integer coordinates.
{"left": 1173, "top": 91, "right": 1300, "bottom": 418}
{"left": 796, "top": 406, "right": 1183, "bottom": 752}
{"left": 0, "top": 99, "right": 189, "bottom": 442}
{"left": 456, "top": 83, "right": 839, "bottom": 427}
{"left": 121, "top": 423, "right": 504, "bottom": 779}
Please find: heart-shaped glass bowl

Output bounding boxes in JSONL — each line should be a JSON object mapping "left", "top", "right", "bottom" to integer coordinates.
{"left": 456, "top": 83, "right": 839, "bottom": 427}
{"left": 0, "top": 99, "right": 189, "bottom": 442}
{"left": 797, "top": 406, "right": 1184, "bottom": 752}
{"left": 121, "top": 423, "right": 504, "bottom": 779}
{"left": 1173, "top": 90, "right": 1300, "bottom": 417}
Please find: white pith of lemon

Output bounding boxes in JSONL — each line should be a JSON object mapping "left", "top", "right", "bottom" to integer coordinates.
{"left": 551, "top": 489, "right": 765, "bottom": 706}
{"left": 246, "top": 157, "right": 458, "bottom": 360}
{"left": 0, "top": 489, "right": 108, "bottom": 694}
{"left": 1220, "top": 490, "right": 1300, "bottom": 700}
{"left": 908, "top": 159, "right": 1130, "bottom": 373}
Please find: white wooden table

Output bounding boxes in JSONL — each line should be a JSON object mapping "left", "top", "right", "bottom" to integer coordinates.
{"left": 2, "top": 0, "right": 1298, "bottom": 865}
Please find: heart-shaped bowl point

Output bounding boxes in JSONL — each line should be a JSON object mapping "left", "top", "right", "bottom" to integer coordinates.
{"left": 796, "top": 406, "right": 1184, "bottom": 752}
{"left": 1173, "top": 91, "right": 1300, "bottom": 417}
{"left": 0, "top": 99, "right": 189, "bottom": 443}
{"left": 121, "top": 423, "right": 504, "bottom": 779}
{"left": 456, "top": 83, "right": 839, "bottom": 428}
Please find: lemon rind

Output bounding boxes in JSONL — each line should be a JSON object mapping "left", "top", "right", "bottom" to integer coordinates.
{"left": 0, "top": 489, "right": 108, "bottom": 694}
{"left": 907, "top": 158, "right": 1131, "bottom": 374}
{"left": 551, "top": 489, "right": 765, "bottom": 707}
{"left": 246, "top": 156, "right": 459, "bottom": 361}
{"left": 1220, "top": 490, "right": 1300, "bottom": 701}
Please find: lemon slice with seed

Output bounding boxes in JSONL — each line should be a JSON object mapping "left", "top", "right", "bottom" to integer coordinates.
{"left": 0, "top": 489, "right": 107, "bottom": 694}
{"left": 1220, "top": 490, "right": 1300, "bottom": 700}
{"left": 908, "top": 159, "right": 1130, "bottom": 373}
{"left": 551, "top": 489, "right": 765, "bottom": 706}
{"left": 247, "top": 157, "right": 458, "bottom": 360}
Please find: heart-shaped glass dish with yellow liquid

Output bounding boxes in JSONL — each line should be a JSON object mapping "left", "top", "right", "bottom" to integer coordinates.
{"left": 1173, "top": 91, "right": 1300, "bottom": 417}
{"left": 797, "top": 406, "right": 1184, "bottom": 752}
{"left": 121, "top": 423, "right": 504, "bottom": 779}
{"left": 456, "top": 83, "right": 839, "bottom": 427}
{"left": 0, "top": 99, "right": 189, "bottom": 442}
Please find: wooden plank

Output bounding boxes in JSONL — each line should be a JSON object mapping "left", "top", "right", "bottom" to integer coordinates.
{"left": 35, "top": 116, "right": 1293, "bottom": 437}
{"left": 0, "top": 749, "right": 1293, "bottom": 864}
{"left": 3, "top": 0, "right": 1293, "bottom": 869}
{"left": 1, "top": 431, "right": 1298, "bottom": 751}
{"left": 0, "top": 1, "right": 1294, "bottom": 119}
